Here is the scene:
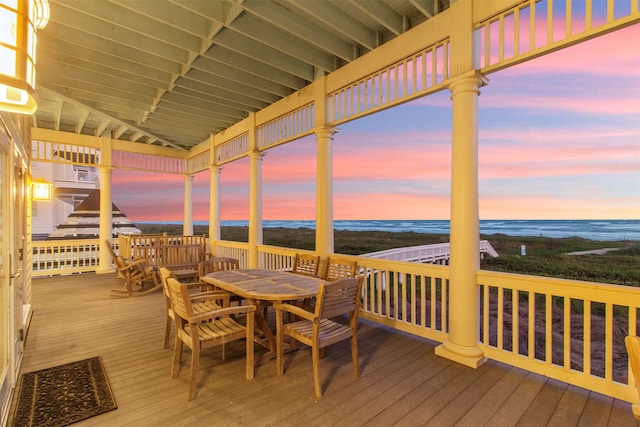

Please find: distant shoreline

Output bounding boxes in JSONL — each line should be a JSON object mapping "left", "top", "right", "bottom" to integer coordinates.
{"left": 136, "top": 218, "right": 640, "bottom": 242}
{"left": 137, "top": 223, "right": 638, "bottom": 255}
{"left": 136, "top": 223, "right": 639, "bottom": 286}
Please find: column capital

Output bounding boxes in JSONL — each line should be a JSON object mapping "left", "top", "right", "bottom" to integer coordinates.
{"left": 208, "top": 164, "right": 223, "bottom": 173}
{"left": 448, "top": 70, "right": 489, "bottom": 97}
{"left": 314, "top": 126, "right": 338, "bottom": 139}
{"left": 183, "top": 173, "right": 194, "bottom": 181}
{"left": 248, "top": 150, "right": 266, "bottom": 161}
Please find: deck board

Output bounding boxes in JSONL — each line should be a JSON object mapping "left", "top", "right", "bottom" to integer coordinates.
{"left": 9, "top": 273, "right": 640, "bottom": 426}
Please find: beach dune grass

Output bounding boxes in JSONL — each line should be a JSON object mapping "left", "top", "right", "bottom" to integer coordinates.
{"left": 138, "top": 224, "right": 640, "bottom": 287}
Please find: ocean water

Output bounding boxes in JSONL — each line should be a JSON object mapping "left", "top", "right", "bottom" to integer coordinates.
{"left": 186, "top": 219, "right": 640, "bottom": 242}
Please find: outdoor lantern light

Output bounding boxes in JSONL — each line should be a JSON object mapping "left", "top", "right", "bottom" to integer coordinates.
{"left": 0, "top": 0, "right": 50, "bottom": 114}
{"left": 32, "top": 179, "right": 52, "bottom": 201}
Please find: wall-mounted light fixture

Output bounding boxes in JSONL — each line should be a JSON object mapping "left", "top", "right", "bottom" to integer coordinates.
{"left": 0, "top": 0, "right": 50, "bottom": 114}
{"left": 32, "top": 179, "right": 52, "bottom": 201}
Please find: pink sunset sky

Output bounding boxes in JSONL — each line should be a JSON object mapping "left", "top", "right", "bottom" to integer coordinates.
{"left": 113, "top": 23, "right": 639, "bottom": 223}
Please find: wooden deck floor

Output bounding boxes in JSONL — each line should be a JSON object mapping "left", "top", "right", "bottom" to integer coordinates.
{"left": 9, "top": 272, "right": 639, "bottom": 426}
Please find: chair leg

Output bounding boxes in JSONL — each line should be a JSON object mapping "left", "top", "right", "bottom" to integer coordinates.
{"left": 276, "top": 310, "right": 284, "bottom": 375}
{"left": 351, "top": 334, "right": 359, "bottom": 378}
{"left": 312, "top": 345, "right": 322, "bottom": 398}
{"left": 188, "top": 345, "right": 200, "bottom": 400}
{"left": 164, "top": 315, "right": 172, "bottom": 349}
{"left": 246, "top": 312, "right": 255, "bottom": 380}
{"left": 171, "top": 337, "right": 183, "bottom": 378}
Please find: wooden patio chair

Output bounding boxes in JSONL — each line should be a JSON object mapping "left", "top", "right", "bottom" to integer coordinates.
{"left": 625, "top": 336, "right": 640, "bottom": 420}
{"left": 300, "top": 257, "right": 358, "bottom": 313}
{"left": 198, "top": 256, "right": 244, "bottom": 304}
{"left": 323, "top": 256, "right": 357, "bottom": 281}
{"left": 275, "top": 276, "right": 363, "bottom": 398}
{"left": 159, "top": 267, "right": 230, "bottom": 349}
{"left": 166, "top": 276, "right": 256, "bottom": 400}
{"left": 105, "top": 240, "right": 161, "bottom": 297}
{"left": 198, "top": 256, "right": 239, "bottom": 288}
{"left": 291, "top": 253, "right": 321, "bottom": 277}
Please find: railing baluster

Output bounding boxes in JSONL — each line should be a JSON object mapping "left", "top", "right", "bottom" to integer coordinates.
{"left": 564, "top": 297, "right": 571, "bottom": 370}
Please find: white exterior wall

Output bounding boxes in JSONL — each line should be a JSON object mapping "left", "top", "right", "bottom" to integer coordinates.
{"left": 30, "top": 160, "right": 98, "bottom": 238}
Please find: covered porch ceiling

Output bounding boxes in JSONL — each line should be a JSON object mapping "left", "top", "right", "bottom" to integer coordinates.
{"left": 33, "top": 0, "right": 450, "bottom": 151}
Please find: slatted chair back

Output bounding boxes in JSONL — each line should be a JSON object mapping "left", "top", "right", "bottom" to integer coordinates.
{"left": 324, "top": 257, "right": 357, "bottom": 281}
{"left": 292, "top": 253, "right": 320, "bottom": 276}
{"left": 198, "top": 256, "right": 240, "bottom": 277}
{"left": 166, "top": 277, "right": 192, "bottom": 321}
{"left": 625, "top": 336, "right": 640, "bottom": 420}
{"left": 316, "top": 277, "right": 362, "bottom": 320}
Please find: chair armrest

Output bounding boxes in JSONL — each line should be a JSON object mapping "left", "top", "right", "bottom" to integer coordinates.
{"left": 189, "top": 304, "right": 256, "bottom": 323}
{"left": 127, "top": 258, "right": 150, "bottom": 269}
{"left": 184, "top": 282, "right": 217, "bottom": 291}
{"left": 190, "top": 291, "right": 231, "bottom": 305}
{"left": 273, "top": 302, "right": 316, "bottom": 321}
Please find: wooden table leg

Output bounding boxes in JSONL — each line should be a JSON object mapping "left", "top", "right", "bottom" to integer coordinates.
{"left": 249, "top": 299, "right": 300, "bottom": 365}
{"left": 245, "top": 299, "right": 277, "bottom": 364}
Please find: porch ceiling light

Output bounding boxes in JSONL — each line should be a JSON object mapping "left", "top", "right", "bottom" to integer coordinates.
{"left": 0, "top": 0, "right": 49, "bottom": 115}
{"left": 32, "top": 179, "right": 52, "bottom": 201}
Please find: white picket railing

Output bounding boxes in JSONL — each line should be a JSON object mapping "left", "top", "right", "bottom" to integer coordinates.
{"left": 32, "top": 239, "right": 101, "bottom": 277}
{"left": 362, "top": 240, "right": 499, "bottom": 264}
{"left": 477, "top": 270, "right": 639, "bottom": 403}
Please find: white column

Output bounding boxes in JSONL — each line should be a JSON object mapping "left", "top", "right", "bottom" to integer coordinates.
{"left": 183, "top": 174, "right": 193, "bottom": 235}
{"left": 96, "top": 166, "right": 114, "bottom": 274}
{"left": 248, "top": 151, "right": 264, "bottom": 268}
{"left": 435, "top": 71, "right": 487, "bottom": 368}
{"left": 208, "top": 165, "right": 222, "bottom": 254}
{"left": 315, "top": 127, "right": 337, "bottom": 257}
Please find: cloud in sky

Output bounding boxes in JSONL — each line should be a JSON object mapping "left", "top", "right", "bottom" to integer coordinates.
{"left": 113, "top": 23, "right": 639, "bottom": 222}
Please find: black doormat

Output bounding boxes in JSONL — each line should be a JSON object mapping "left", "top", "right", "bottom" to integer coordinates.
{"left": 12, "top": 357, "right": 117, "bottom": 427}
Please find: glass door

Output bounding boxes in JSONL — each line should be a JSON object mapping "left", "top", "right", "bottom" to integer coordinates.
{"left": 0, "top": 122, "right": 10, "bottom": 421}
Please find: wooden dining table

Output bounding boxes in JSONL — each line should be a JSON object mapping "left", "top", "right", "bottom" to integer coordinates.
{"left": 201, "top": 268, "right": 327, "bottom": 364}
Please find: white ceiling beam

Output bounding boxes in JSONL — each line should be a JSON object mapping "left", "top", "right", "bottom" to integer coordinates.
{"left": 39, "top": 25, "right": 182, "bottom": 75}
{"left": 76, "top": 110, "right": 91, "bottom": 134}
{"left": 116, "top": 0, "right": 212, "bottom": 39}
{"left": 288, "top": 0, "right": 379, "bottom": 51}
{"left": 200, "top": 45, "right": 303, "bottom": 90}
{"left": 350, "top": 0, "right": 405, "bottom": 36}
{"left": 49, "top": 3, "right": 189, "bottom": 64}
{"left": 53, "top": 99, "right": 64, "bottom": 131}
{"left": 95, "top": 120, "right": 111, "bottom": 137}
{"left": 212, "top": 29, "right": 314, "bottom": 81}
{"left": 61, "top": 0, "right": 201, "bottom": 52}
{"left": 241, "top": 0, "right": 356, "bottom": 61}
{"left": 114, "top": 125, "right": 129, "bottom": 139}
{"left": 230, "top": 14, "right": 336, "bottom": 72}
{"left": 36, "top": 87, "right": 181, "bottom": 149}
{"left": 189, "top": 56, "right": 293, "bottom": 97}
{"left": 410, "top": 0, "right": 437, "bottom": 18}
{"left": 174, "top": 79, "right": 267, "bottom": 111}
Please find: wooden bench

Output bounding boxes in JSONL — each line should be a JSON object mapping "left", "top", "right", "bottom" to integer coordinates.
{"left": 118, "top": 234, "right": 209, "bottom": 281}
{"left": 156, "top": 243, "right": 205, "bottom": 281}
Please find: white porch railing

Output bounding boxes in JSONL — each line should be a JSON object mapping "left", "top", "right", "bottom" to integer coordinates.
{"left": 30, "top": 238, "right": 640, "bottom": 404}
{"left": 477, "top": 270, "right": 639, "bottom": 403}
{"left": 32, "top": 239, "right": 101, "bottom": 277}
{"left": 362, "top": 240, "right": 498, "bottom": 264}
